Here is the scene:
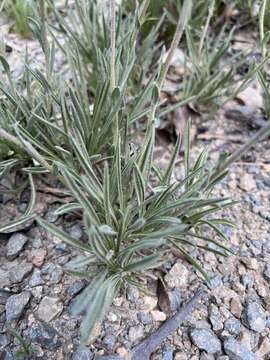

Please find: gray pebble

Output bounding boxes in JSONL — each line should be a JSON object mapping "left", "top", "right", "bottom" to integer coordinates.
{"left": 8, "top": 261, "right": 33, "bottom": 284}
{"left": 244, "top": 302, "right": 266, "bottom": 333}
{"left": 6, "top": 233, "right": 28, "bottom": 260}
{"left": 72, "top": 348, "right": 93, "bottom": 360}
{"left": 30, "top": 322, "right": 62, "bottom": 350}
{"left": 29, "top": 269, "right": 45, "bottom": 287}
{"left": 224, "top": 317, "right": 241, "bottom": 335}
{"left": 224, "top": 337, "right": 260, "bottom": 360}
{"left": 162, "top": 344, "right": 173, "bottom": 360}
{"left": 103, "top": 333, "right": 117, "bottom": 351}
{"left": 5, "top": 291, "right": 31, "bottom": 321}
{"left": 190, "top": 328, "right": 221, "bottom": 354}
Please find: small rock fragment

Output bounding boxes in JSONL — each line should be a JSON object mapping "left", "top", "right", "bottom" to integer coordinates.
{"left": 30, "top": 248, "right": 47, "bottom": 267}
{"left": 5, "top": 291, "right": 31, "bottom": 321}
{"left": 151, "top": 310, "right": 167, "bottom": 322}
{"left": 141, "top": 295, "right": 157, "bottom": 311}
{"left": 239, "top": 174, "right": 256, "bottom": 192}
{"left": 29, "top": 269, "right": 45, "bottom": 287}
{"left": 244, "top": 302, "right": 266, "bottom": 333}
{"left": 241, "top": 258, "right": 259, "bottom": 270}
{"left": 103, "top": 333, "right": 117, "bottom": 351}
{"left": 190, "top": 328, "right": 221, "bottom": 354}
{"left": 209, "top": 305, "right": 224, "bottom": 331}
{"left": 128, "top": 325, "right": 144, "bottom": 342}
{"left": 37, "top": 296, "right": 63, "bottom": 322}
{"left": 127, "top": 285, "right": 140, "bottom": 302}
{"left": 224, "top": 317, "right": 241, "bottom": 335}
{"left": 162, "top": 344, "right": 173, "bottom": 360}
{"left": 263, "top": 264, "right": 270, "bottom": 280}
{"left": 230, "top": 298, "right": 243, "bottom": 319}
{"left": 224, "top": 337, "right": 260, "bottom": 360}
{"left": 72, "top": 348, "right": 94, "bottom": 360}
{"left": 6, "top": 233, "right": 28, "bottom": 260}
{"left": 256, "top": 337, "right": 270, "bottom": 358}
{"left": 8, "top": 261, "right": 33, "bottom": 283}
{"left": 30, "top": 321, "right": 62, "bottom": 350}
{"left": 164, "top": 262, "right": 188, "bottom": 289}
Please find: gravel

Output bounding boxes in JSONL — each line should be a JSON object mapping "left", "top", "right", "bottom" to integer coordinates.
{"left": 244, "top": 302, "right": 266, "bottom": 333}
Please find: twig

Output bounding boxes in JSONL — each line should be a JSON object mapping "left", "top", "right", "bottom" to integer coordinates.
{"left": 217, "top": 121, "right": 270, "bottom": 174}
{"left": 131, "top": 288, "right": 205, "bottom": 360}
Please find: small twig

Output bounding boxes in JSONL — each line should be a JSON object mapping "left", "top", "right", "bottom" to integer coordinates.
{"left": 217, "top": 121, "right": 270, "bottom": 174}
{"left": 131, "top": 288, "right": 205, "bottom": 360}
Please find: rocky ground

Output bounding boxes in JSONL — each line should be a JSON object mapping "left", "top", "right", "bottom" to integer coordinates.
{"left": 1, "top": 7, "right": 270, "bottom": 360}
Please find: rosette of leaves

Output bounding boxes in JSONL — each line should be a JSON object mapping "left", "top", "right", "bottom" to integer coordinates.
{"left": 37, "top": 121, "right": 236, "bottom": 343}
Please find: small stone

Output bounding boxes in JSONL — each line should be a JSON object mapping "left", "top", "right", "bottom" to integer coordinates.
{"left": 244, "top": 302, "right": 266, "bottom": 333}
{"left": 103, "top": 333, "right": 117, "bottom": 351}
{"left": 95, "top": 356, "right": 121, "bottom": 360}
{"left": 241, "top": 258, "right": 259, "bottom": 270}
{"left": 190, "top": 329, "right": 221, "bottom": 354}
{"left": 138, "top": 312, "right": 153, "bottom": 325}
{"left": 30, "top": 322, "right": 62, "bottom": 350}
{"left": 141, "top": 296, "right": 157, "bottom": 311}
{"left": 29, "top": 269, "right": 45, "bottom": 287}
{"left": 239, "top": 174, "right": 256, "bottom": 192}
{"left": 67, "top": 279, "right": 87, "bottom": 297}
{"left": 224, "top": 317, "right": 241, "bottom": 335}
{"left": 30, "top": 249, "right": 47, "bottom": 267}
{"left": 0, "top": 269, "right": 10, "bottom": 287}
{"left": 263, "top": 264, "right": 270, "bottom": 280}
{"left": 6, "top": 233, "right": 28, "bottom": 260}
{"left": 69, "top": 223, "right": 84, "bottom": 239}
{"left": 127, "top": 285, "right": 140, "bottom": 302}
{"left": 200, "top": 353, "right": 215, "bottom": 360}
{"left": 128, "top": 325, "right": 144, "bottom": 342}
{"left": 72, "top": 348, "right": 93, "bottom": 360}
{"left": 37, "top": 296, "right": 63, "bottom": 322}
{"left": 256, "top": 337, "right": 270, "bottom": 358}
{"left": 5, "top": 291, "right": 31, "bottom": 321}
{"left": 151, "top": 310, "right": 167, "bottom": 322}
{"left": 230, "top": 298, "right": 243, "bottom": 319}
{"left": 209, "top": 305, "right": 223, "bottom": 331}
{"left": 45, "top": 208, "right": 59, "bottom": 223}
{"left": 164, "top": 262, "right": 188, "bottom": 289}
{"left": 224, "top": 337, "right": 260, "bottom": 360}
{"left": 9, "top": 261, "right": 33, "bottom": 283}
{"left": 116, "top": 347, "right": 129, "bottom": 358}
{"left": 162, "top": 344, "right": 173, "bottom": 360}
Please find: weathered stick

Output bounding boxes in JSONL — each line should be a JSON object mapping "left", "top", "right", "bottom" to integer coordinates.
{"left": 131, "top": 288, "right": 205, "bottom": 360}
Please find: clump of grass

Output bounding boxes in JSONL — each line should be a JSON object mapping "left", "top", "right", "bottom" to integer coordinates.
{"left": 1, "top": 0, "right": 270, "bottom": 345}
{"left": 2, "top": 0, "right": 35, "bottom": 37}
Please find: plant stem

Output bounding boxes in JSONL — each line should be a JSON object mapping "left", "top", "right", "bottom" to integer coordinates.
{"left": 110, "top": 0, "right": 116, "bottom": 90}
{"left": 0, "top": 128, "right": 52, "bottom": 172}
{"left": 158, "top": 0, "right": 193, "bottom": 90}
{"left": 199, "top": 0, "right": 215, "bottom": 55}
{"left": 259, "top": 0, "right": 267, "bottom": 61}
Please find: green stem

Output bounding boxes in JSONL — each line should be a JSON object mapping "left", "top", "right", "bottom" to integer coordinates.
{"left": 110, "top": 0, "right": 116, "bottom": 90}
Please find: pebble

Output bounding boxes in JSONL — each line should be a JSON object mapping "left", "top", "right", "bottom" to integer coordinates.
{"left": 162, "top": 344, "right": 173, "bottom": 360}
{"left": 209, "top": 305, "right": 224, "bottom": 331}
{"left": 30, "top": 321, "right": 62, "bottom": 350}
{"left": 141, "top": 296, "right": 157, "bottom": 311}
{"left": 164, "top": 262, "right": 189, "bottom": 288}
{"left": 263, "top": 264, "right": 270, "bottom": 280}
{"left": 151, "top": 310, "right": 167, "bottom": 322}
{"left": 5, "top": 291, "right": 31, "bottom": 321}
{"left": 239, "top": 174, "right": 256, "bottom": 192}
{"left": 29, "top": 269, "right": 45, "bottom": 287}
{"left": 67, "top": 279, "right": 87, "bottom": 297}
{"left": 230, "top": 298, "right": 243, "bottom": 319}
{"left": 30, "top": 249, "right": 47, "bottom": 267}
{"left": 72, "top": 348, "right": 93, "bottom": 360}
{"left": 244, "top": 302, "right": 266, "bottom": 332}
{"left": 128, "top": 325, "right": 144, "bottom": 342}
{"left": 256, "top": 337, "right": 270, "bottom": 358}
{"left": 241, "top": 258, "right": 259, "bottom": 270}
{"left": 103, "top": 333, "right": 117, "bottom": 351}
{"left": 37, "top": 296, "right": 63, "bottom": 322}
{"left": 95, "top": 356, "right": 121, "bottom": 360}
{"left": 137, "top": 312, "right": 153, "bottom": 325}
{"left": 224, "top": 337, "right": 260, "bottom": 360}
{"left": 69, "top": 223, "right": 84, "bottom": 239}
{"left": 190, "top": 328, "right": 221, "bottom": 354}
{"left": 224, "top": 317, "right": 241, "bottom": 335}
{"left": 6, "top": 233, "right": 28, "bottom": 260}
{"left": 127, "top": 285, "right": 140, "bottom": 302}
{"left": 8, "top": 261, "right": 33, "bottom": 283}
